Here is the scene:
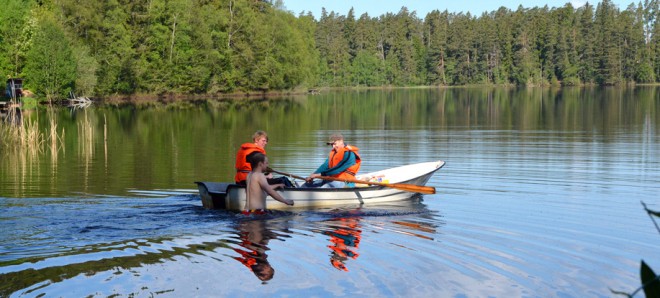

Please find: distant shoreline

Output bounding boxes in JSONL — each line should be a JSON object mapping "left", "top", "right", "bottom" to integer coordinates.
{"left": 98, "top": 83, "right": 660, "bottom": 103}
{"left": 16, "top": 83, "right": 659, "bottom": 105}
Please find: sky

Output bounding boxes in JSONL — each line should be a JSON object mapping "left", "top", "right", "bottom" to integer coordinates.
{"left": 282, "top": 0, "right": 634, "bottom": 18}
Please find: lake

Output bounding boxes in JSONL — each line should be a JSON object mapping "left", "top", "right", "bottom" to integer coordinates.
{"left": 1, "top": 87, "right": 659, "bottom": 297}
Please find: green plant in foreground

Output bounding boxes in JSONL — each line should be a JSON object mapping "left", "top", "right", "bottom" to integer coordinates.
{"left": 611, "top": 202, "right": 660, "bottom": 298}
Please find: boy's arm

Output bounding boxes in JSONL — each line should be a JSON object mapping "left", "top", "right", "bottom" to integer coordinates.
{"left": 258, "top": 178, "right": 294, "bottom": 206}
{"left": 313, "top": 159, "right": 330, "bottom": 174}
{"left": 307, "top": 158, "right": 330, "bottom": 181}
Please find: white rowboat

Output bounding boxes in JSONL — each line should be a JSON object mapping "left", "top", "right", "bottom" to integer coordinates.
{"left": 195, "top": 160, "right": 444, "bottom": 211}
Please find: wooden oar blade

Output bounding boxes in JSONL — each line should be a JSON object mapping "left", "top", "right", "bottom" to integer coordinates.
{"left": 389, "top": 183, "right": 436, "bottom": 194}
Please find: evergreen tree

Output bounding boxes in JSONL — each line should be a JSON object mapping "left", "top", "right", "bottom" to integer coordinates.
{"left": 494, "top": 7, "right": 515, "bottom": 84}
{"left": 316, "top": 9, "right": 350, "bottom": 86}
{"left": 635, "top": 1, "right": 656, "bottom": 83}
{"left": 578, "top": 3, "right": 597, "bottom": 84}
{"left": 423, "top": 10, "right": 449, "bottom": 85}
{"left": 554, "top": 4, "right": 580, "bottom": 85}
{"left": 594, "top": 0, "right": 622, "bottom": 85}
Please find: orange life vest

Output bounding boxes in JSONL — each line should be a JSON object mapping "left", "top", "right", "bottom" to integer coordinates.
{"left": 328, "top": 145, "right": 361, "bottom": 180}
{"left": 234, "top": 143, "right": 266, "bottom": 183}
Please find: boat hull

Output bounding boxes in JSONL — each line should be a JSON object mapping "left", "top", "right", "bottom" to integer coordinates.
{"left": 196, "top": 160, "right": 444, "bottom": 211}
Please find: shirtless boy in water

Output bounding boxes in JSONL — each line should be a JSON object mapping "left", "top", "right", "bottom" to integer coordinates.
{"left": 243, "top": 152, "right": 294, "bottom": 214}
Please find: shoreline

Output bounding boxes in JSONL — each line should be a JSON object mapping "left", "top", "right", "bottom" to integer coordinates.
{"left": 16, "top": 83, "right": 660, "bottom": 105}
{"left": 97, "top": 85, "right": 517, "bottom": 103}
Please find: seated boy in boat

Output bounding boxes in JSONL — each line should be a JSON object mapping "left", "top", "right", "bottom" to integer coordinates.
{"left": 243, "top": 152, "right": 294, "bottom": 215}
{"left": 235, "top": 130, "right": 294, "bottom": 187}
{"left": 303, "top": 133, "right": 361, "bottom": 188}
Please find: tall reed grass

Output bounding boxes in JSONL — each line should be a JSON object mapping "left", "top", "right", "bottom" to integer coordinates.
{"left": 0, "top": 108, "right": 64, "bottom": 156}
{"left": 78, "top": 110, "right": 95, "bottom": 165}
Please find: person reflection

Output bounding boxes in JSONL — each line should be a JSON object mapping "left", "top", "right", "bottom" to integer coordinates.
{"left": 232, "top": 218, "right": 277, "bottom": 282}
{"left": 323, "top": 217, "right": 362, "bottom": 271}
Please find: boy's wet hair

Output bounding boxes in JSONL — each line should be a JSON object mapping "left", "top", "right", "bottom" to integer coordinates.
{"left": 249, "top": 152, "right": 266, "bottom": 169}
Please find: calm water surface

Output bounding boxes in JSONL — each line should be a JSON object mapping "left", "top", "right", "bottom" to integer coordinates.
{"left": 1, "top": 87, "right": 659, "bottom": 297}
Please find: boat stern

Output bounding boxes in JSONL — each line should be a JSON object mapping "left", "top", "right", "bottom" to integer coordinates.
{"left": 195, "top": 182, "right": 234, "bottom": 209}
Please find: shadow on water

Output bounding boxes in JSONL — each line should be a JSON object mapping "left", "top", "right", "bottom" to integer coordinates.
{"left": 0, "top": 194, "right": 440, "bottom": 296}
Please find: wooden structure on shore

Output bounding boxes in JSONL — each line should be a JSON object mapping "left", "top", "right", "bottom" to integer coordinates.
{"left": 4, "top": 78, "right": 23, "bottom": 101}
{"left": 1, "top": 78, "right": 24, "bottom": 121}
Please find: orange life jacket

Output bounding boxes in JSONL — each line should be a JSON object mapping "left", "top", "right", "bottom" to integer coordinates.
{"left": 234, "top": 143, "right": 266, "bottom": 183}
{"left": 328, "top": 145, "right": 361, "bottom": 180}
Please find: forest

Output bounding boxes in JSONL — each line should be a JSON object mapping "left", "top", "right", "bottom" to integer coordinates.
{"left": 0, "top": 0, "right": 659, "bottom": 100}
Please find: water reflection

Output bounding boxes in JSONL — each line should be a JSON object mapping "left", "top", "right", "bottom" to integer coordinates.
{"left": 1, "top": 87, "right": 659, "bottom": 296}
{"left": 323, "top": 216, "right": 362, "bottom": 272}
{"left": 232, "top": 218, "right": 281, "bottom": 282}
{"left": 0, "top": 106, "right": 22, "bottom": 125}
{"left": 2, "top": 204, "right": 434, "bottom": 295}
{"left": 1, "top": 88, "right": 659, "bottom": 198}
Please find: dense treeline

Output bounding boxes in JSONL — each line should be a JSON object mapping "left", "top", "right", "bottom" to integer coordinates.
{"left": 0, "top": 0, "right": 318, "bottom": 99}
{"left": 1, "top": 0, "right": 659, "bottom": 99}
{"left": 316, "top": 0, "right": 659, "bottom": 87}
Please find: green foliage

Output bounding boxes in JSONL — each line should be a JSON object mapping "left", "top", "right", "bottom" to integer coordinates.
{"left": 7, "top": 0, "right": 660, "bottom": 96}
{"left": 636, "top": 63, "right": 656, "bottom": 83}
{"left": 72, "top": 45, "right": 98, "bottom": 96}
{"left": 0, "top": 0, "right": 35, "bottom": 78}
{"left": 351, "top": 50, "right": 384, "bottom": 86}
{"left": 23, "top": 11, "right": 76, "bottom": 101}
{"left": 21, "top": 97, "right": 38, "bottom": 109}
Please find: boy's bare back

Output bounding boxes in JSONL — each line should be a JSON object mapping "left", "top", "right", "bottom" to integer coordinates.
{"left": 244, "top": 154, "right": 294, "bottom": 211}
{"left": 245, "top": 172, "right": 269, "bottom": 210}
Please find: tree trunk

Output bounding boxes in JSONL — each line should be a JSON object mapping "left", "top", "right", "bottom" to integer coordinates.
{"left": 170, "top": 14, "right": 177, "bottom": 62}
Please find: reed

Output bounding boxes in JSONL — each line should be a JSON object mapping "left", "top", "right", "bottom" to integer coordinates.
{"left": 0, "top": 108, "right": 63, "bottom": 156}
{"left": 21, "top": 118, "right": 44, "bottom": 156}
{"left": 78, "top": 110, "right": 94, "bottom": 162}
{"left": 48, "top": 111, "right": 65, "bottom": 159}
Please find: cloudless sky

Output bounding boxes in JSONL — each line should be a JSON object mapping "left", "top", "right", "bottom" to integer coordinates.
{"left": 282, "top": 0, "right": 635, "bottom": 19}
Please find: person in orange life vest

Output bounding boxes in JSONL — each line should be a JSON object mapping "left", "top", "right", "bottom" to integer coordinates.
{"left": 235, "top": 131, "right": 294, "bottom": 187}
{"left": 235, "top": 131, "right": 269, "bottom": 184}
{"left": 244, "top": 152, "right": 294, "bottom": 214}
{"left": 303, "top": 133, "right": 361, "bottom": 188}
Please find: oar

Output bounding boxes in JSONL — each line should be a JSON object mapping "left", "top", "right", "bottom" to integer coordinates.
{"left": 317, "top": 175, "right": 436, "bottom": 194}
{"left": 268, "top": 168, "right": 436, "bottom": 195}
{"left": 267, "top": 168, "right": 306, "bottom": 180}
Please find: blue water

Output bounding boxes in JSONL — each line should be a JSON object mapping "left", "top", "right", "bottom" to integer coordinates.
{"left": 1, "top": 89, "right": 660, "bottom": 297}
